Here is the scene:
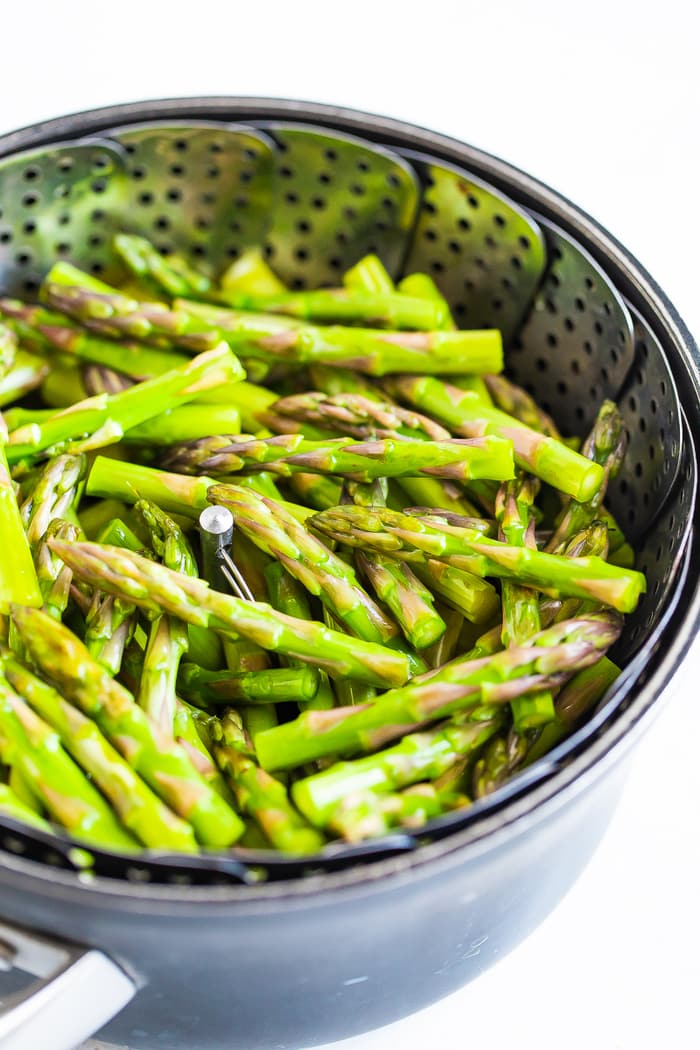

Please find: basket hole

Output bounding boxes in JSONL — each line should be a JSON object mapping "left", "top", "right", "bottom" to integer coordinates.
{"left": 23, "top": 165, "right": 41, "bottom": 181}
{"left": 575, "top": 297, "right": 586, "bottom": 312}
{"left": 458, "top": 218, "right": 471, "bottom": 232}
{"left": 22, "top": 192, "right": 39, "bottom": 207}
{"left": 138, "top": 192, "right": 154, "bottom": 206}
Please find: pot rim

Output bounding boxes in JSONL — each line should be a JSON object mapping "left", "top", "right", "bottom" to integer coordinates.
{"left": 0, "top": 96, "right": 697, "bottom": 907}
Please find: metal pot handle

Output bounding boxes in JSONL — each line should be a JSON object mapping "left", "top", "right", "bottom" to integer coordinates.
{"left": 0, "top": 918, "right": 135, "bottom": 1050}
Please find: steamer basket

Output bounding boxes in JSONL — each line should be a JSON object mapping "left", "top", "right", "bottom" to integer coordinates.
{"left": 0, "top": 99, "right": 696, "bottom": 1050}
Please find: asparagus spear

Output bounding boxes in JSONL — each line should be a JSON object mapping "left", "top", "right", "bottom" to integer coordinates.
{"left": 45, "top": 540, "right": 413, "bottom": 687}
{"left": 292, "top": 716, "right": 504, "bottom": 827}
{"left": 171, "top": 698, "right": 236, "bottom": 805}
{"left": 238, "top": 388, "right": 484, "bottom": 517}
{"left": 211, "top": 711, "right": 325, "bottom": 854}
{"left": 255, "top": 613, "right": 622, "bottom": 769}
{"left": 472, "top": 729, "right": 529, "bottom": 798}
{"left": 263, "top": 562, "right": 336, "bottom": 712}
{"left": 177, "top": 664, "right": 320, "bottom": 705}
{"left": 424, "top": 604, "right": 465, "bottom": 669}
{"left": 122, "top": 405, "right": 242, "bottom": 445}
{"left": 272, "top": 391, "right": 452, "bottom": 441}
{"left": 83, "top": 364, "right": 133, "bottom": 395}
{"left": 412, "top": 560, "right": 500, "bottom": 625}
{"left": 327, "top": 784, "right": 467, "bottom": 842}
{"left": 207, "top": 483, "right": 402, "bottom": 648}
{"left": 356, "top": 552, "right": 446, "bottom": 650}
{"left": 0, "top": 351, "right": 49, "bottom": 408}
{"left": 134, "top": 498, "right": 221, "bottom": 714}
{"left": 286, "top": 472, "right": 343, "bottom": 511}
{"left": 0, "top": 322, "right": 17, "bottom": 377}
{"left": 495, "top": 476, "right": 555, "bottom": 730}
{"left": 163, "top": 431, "right": 515, "bottom": 484}
{"left": 113, "top": 233, "right": 212, "bottom": 298}
{"left": 85, "top": 457, "right": 313, "bottom": 524}
{"left": 483, "top": 374, "right": 561, "bottom": 438}
{"left": 343, "top": 476, "right": 446, "bottom": 651}
{"left": 308, "top": 364, "right": 382, "bottom": 399}
{"left": 525, "top": 655, "right": 621, "bottom": 764}
{"left": 343, "top": 254, "right": 394, "bottom": 294}
{"left": 2, "top": 655, "right": 198, "bottom": 851}
{"left": 0, "top": 297, "right": 191, "bottom": 378}
{"left": 6, "top": 344, "right": 244, "bottom": 465}
{"left": 9, "top": 762, "right": 44, "bottom": 814}
{"left": 11, "top": 606, "right": 245, "bottom": 847}
{"left": 0, "top": 419, "right": 42, "bottom": 614}
{"left": 0, "top": 671, "right": 137, "bottom": 850}
{"left": 42, "top": 262, "right": 504, "bottom": 374}
{"left": 309, "top": 505, "right": 646, "bottom": 613}
{"left": 19, "top": 453, "right": 86, "bottom": 548}
{"left": 182, "top": 299, "right": 505, "bottom": 375}
{"left": 546, "top": 400, "right": 627, "bottom": 553}
{"left": 220, "top": 247, "right": 287, "bottom": 297}
{"left": 0, "top": 781, "right": 52, "bottom": 833}
{"left": 84, "top": 591, "right": 136, "bottom": 676}
{"left": 217, "top": 288, "right": 452, "bottom": 331}
{"left": 383, "top": 375, "right": 604, "bottom": 501}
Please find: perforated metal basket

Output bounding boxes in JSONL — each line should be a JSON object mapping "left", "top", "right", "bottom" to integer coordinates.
{"left": 0, "top": 98, "right": 696, "bottom": 887}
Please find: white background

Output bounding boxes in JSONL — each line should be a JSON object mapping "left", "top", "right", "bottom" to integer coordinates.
{"left": 1, "top": 2, "right": 699, "bottom": 1048}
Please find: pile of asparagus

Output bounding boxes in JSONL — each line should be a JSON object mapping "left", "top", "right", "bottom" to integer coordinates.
{"left": 0, "top": 236, "right": 645, "bottom": 859}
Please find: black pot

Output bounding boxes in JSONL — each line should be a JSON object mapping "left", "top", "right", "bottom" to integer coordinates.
{"left": 0, "top": 98, "right": 697, "bottom": 1050}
